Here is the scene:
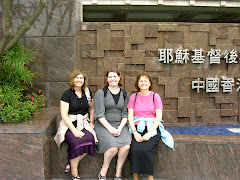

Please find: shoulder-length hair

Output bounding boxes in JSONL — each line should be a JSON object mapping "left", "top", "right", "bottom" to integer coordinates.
{"left": 104, "top": 68, "right": 123, "bottom": 88}
{"left": 68, "top": 69, "right": 88, "bottom": 90}
{"left": 134, "top": 72, "right": 153, "bottom": 91}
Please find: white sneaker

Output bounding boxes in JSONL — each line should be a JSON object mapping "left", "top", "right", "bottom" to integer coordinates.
{"left": 98, "top": 173, "right": 106, "bottom": 180}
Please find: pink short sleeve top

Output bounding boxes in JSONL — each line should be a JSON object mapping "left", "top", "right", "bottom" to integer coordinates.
{"left": 127, "top": 91, "right": 163, "bottom": 118}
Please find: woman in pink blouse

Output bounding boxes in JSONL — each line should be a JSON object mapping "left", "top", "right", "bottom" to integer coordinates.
{"left": 127, "top": 72, "right": 163, "bottom": 180}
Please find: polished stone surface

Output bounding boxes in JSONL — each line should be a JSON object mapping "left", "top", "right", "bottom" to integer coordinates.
{"left": 154, "top": 134, "right": 240, "bottom": 180}
{"left": 1, "top": 106, "right": 239, "bottom": 180}
{"left": 51, "top": 133, "right": 240, "bottom": 180}
{"left": 0, "top": 107, "right": 59, "bottom": 180}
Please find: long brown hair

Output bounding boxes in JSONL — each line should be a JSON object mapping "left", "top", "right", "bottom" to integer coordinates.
{"left": 104, "top": 68, "right": 123, "bottom": 88}
{"left": 134, "top": 72, "right": 153, "bottom": 91}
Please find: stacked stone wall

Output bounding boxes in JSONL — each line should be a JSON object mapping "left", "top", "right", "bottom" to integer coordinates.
{"left": 1, "top": 0, "right": 240, "bottom": 126}
{"left": 78, "top": 22, "right": 240, "bottom": 126}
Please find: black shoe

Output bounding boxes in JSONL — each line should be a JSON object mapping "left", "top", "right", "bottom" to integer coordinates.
{"left": 65, "top": 163, "right": 71, "bottom": 173}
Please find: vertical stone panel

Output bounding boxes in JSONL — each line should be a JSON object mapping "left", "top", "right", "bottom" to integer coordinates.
{"left": 163, "top": 110, "right": 178, "bottom": 123}
{"left": 49, "top": 82, "right": 68, "bottom": 106}
{"left": 81, "top": 31, "right": 97, "bottom": 44}
{"left": 96, "top": 58, "right": 106, "bottom": 77}
{"left": 0, "top": 11, "right": 3, "bottom": 37}
{"left": 124, "top": 36, "right": 131, "bottom": 57}
{"left": 110, "top": 37, "right": 125, "bottom": 50}
{"left": 165, "top": 84, "right": 178, "bottom": 98}
{"left": 178, "top": 97, "right": 191, "bottom": 117}
{"left": 131, "top": 24, "right": 145, "bottom": 44}
{"left": 81, "top": 58, "right": 97, "bottom": 77}
{"left": 145, "top": 57, "right": 164, "bottom": 72}
{"left": 97, "top": 29, "right": 110, "bottom": 50}
{"left": 144, "top": 37, "right": 158, "bottom": 51}
{"left": 131, "top": 50, "right": 145, "bottom": 64}
{"left": 80, "top": 44, "right": 97, "bottom": 58}
{"left": 164, "top": 31, "right": 184, "bottom": 44}
{"left": 202, "top": 109, "right": 221, "bottom": 123}
{"left": 145, "top": 24, "right": 158, "bottom": 37}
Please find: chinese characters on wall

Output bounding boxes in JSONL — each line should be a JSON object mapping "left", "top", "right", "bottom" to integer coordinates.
{"left": 159, "top": 48, "right": 239, "bottom": 64}
{"left": 158, "top": 48, "right": 240, "bottom": 93}
{"left": 191, "top": 77, "right": 240, "bottom": 93}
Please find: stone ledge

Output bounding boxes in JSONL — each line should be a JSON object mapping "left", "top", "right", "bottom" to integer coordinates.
{"left": 173, "top": 134, "right": 240, "bottom": 144}
{"left": 0, "top": 106, "right": 60, "bottom": 180}
{"left": 1, "top": 107, "right": 240, "bottom": 180}
{"left": 0, "top": 106, "right": 59, "bottom": 134}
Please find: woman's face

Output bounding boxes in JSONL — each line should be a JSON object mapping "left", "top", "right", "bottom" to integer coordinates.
{"left": 107, "top": 72, "right": 120, "bottom": 87}
{"left": 138, "top": 76, "right": 151, "bottom": 91}
{"left": 73, "top": 74, "right": 84, "bottom": 88}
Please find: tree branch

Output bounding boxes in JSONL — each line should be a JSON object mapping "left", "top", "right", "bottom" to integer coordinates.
{"left": 5, "top": 0, "right": 48, "bottom": 52}
{"left": 0, "top": 0, "right": 11, "bottom": 58}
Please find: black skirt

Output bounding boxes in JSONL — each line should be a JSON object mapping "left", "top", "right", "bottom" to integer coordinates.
{"left": 129, "top": 126, "right": 161, "bottom": 175}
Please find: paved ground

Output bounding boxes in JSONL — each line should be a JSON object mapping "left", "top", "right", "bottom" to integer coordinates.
{"left": 52, "top": 178, "right": 169, "bottom": 180}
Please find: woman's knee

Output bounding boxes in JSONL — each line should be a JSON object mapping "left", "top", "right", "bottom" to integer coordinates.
{"left": 119, "top": 144, "right": 130, "bottom": 152}
{"left": 107, "top": 146, "right": 118, "bottom": 154}
{"left": 125, "top": 144, "right": 130, "bottom": 150}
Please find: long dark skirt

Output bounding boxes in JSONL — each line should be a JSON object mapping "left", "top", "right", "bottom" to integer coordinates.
{"left": 129, "top": 126, "right": 161, "bottom": 175}
{"left": 65, "top": 128, "right": 95, "bottom": 160}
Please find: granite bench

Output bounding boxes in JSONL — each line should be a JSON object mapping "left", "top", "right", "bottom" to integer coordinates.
{"left": 1, "top": 107, "right": 239, "bottom": 180}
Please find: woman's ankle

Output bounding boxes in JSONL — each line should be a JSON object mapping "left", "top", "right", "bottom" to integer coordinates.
{"left": 147, "top": 175, "right": 153, "bottom": 180}
{"left": 115, "top": 169, "right": 122, "bottom": 178}
{"left": 71, "top": 169, "right": 78, "bottom": 178}
{"left": 133, "top": 173, "right": 139, "bottom": 180}
{"left": 100, "top": 167, "right": 108, "bottom": 177}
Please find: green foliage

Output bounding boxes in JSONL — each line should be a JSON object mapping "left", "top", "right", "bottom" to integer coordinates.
{"left": 0, "top": 85, "right": 23, "bottom": 105}
{"left": 0, "top": 43, "right": 47, "bottom": 123}
{"left": 0, "top": 91, "right": 47, "bottom": 123}
{"left": 1, "top": 43, "right": 35, "bottom": 90}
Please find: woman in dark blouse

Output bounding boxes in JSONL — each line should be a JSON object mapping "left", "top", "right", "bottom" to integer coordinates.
{"left": 54, "top": 69, "right": 98, "bottom": 180}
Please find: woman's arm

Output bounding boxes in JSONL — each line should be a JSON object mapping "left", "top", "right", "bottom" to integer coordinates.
{"left": 89, "top": 99, "right": 95, "bottom": 128}
{"left": 128, "top": 109, "right": 143, "bottom": 142}
{"left": 142, "top": 109, "right": 162, "bottom": 141}
{"left": 117, "top": 117, "right": 127, "bottom": 133}
{"left": 118, "top": 91, "right": 129, "bottom": 133}
{"left": 98, "top": 117, "right": 119, "bottom": 136}
{"left": 60, "top": 100, "right": 84, "bottom": 138}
